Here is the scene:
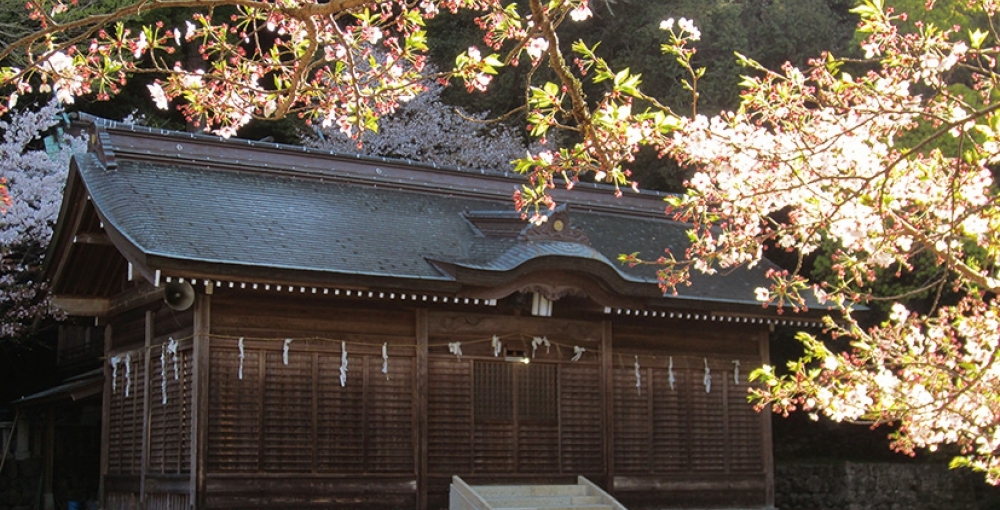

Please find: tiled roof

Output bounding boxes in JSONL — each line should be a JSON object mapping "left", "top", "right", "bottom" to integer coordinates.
{"left": 66, "top": 116, "right": 820, "bottom": 311}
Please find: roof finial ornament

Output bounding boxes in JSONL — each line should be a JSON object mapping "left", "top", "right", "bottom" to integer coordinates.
{"left": 518, "top": 204, "right": 590, "bottom": 245}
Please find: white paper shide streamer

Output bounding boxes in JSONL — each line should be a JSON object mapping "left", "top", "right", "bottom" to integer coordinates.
{"left": 110, "top": 355, "right": 121, "bottom": 393}
{"left": 571, "top": 346, "right": 586, "bottom": 362}
{"left": 668, "top": 356, "right": 676, "bottom": 391}
{"left": 238, "top": 337, "right": 245, "bottom": 380}
{"left": 382, "top": 342, "right": 389, "bottom": 379}
{"left": 531, "top": 336, "right": 550, "bottom": 358}
{"left": 703, "top": 358, "right": 711, "bottom": 393}
{"left": 124, "top": 353, "right": 132, "bottom": 397}
{"left": 283, "top": 338, "right": 293, "bottom": 365}
{"left": 448, "top": 341, "right": 463, "bottom": 359}
{"left": 167, "top": 337, "right": 179, "bottom": 380}
{"left": 635, "top": 355, "right": 642, "bottom": 395}
{"left": 491, "top": 335, "right": 502, "bottom": 357}
{"left": 339, "top": 341, "right": 348, "bottom": 387}
{"left": 160, "top": 345, "right": 168, "bottom": 404}
{"left": 733, "top": 360, "right": 741, "bottom": 385}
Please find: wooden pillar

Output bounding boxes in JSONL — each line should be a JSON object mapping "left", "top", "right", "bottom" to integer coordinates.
{"left": 191, "top": 294, "right": 211, "bottom": 510}
{"left": 760, "top": 328, "right": 775, "bottom": 508}
{"left": 601, "top": 320, "right": 614, "bottom": 493}
{"left": 14, "top": 413, "right": 29, "bottom": 460}
{"left": 416, "top": 309, "right": 428, "bottom": 510}
{"left": 42, "top": 404, "right": 55, "bottom": 510}
{"left": 98, "top": 324, "right": 113, "bottom": 505}
{"left": 139, "top": 310, "right": 153, "bottom": 504}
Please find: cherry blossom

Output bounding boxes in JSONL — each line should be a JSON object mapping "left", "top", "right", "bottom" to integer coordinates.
{"left": 306, "top": 72, "right": 537, "bottom": 171}
{"left": 3, "top": 0, "right": 1000, "bottom": 482}
{"left": 653, "top": 1, "right": 1000, "bottom": 483}
{"left": 0, "top": 100, "right": 82, "bottom": 341}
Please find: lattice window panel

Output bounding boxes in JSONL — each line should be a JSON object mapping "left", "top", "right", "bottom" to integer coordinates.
{"left": 727, "top": 365, "right": 764, "bottom": 472}
{"left": 517, "top": 363, "right": 558, "bottom": 472}
{"left": 689, "top": 368, "right": 726, "bottom": 472}
{"left": 148, "top": 345, "right": 192, "bottom": 474}
{"left": 208, "top": 343, "right": 415, "bottom": 474}
{"left": 518, "top": 363, "right": 557, "bottom": 420}
{"left": 473, "top": 362, "right": 512, "bottom": 420}
{"left": 317, "top": 352, "right": 364, "bottom": 473}
{"left": 427, "top": 358, "right": 472, "bottom": 474}
{"left": 559, "top": 363, "right": 603, "bottom": 472}
{"left": 470, "top": 361, "right": 560, "bottom": 473}
{"left": 651, "top": 367, "right": 688, "bottom": 472}
{"left": 430, "top": 358, "right": 604, "bottom": 476}
{"left": 207, "top": 348, "right": 262, "bottom": 472}
{"left": 262, "top": 351, "right": 314, "bottom": 472}
{"left": 612, "top": 357, "right": 764, "bottom": 475}
{"left": 365, "top": 355, "right": 415, "bottom": 473}
{"left": 612, "top": 366, "right": 651, "bottom": 474}
{"left": 107, "top": 351, "right": 145, "bottom": 475}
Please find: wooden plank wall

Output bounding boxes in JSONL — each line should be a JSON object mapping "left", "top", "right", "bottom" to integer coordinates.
{"left": 106, "top": 314, "right": 145, "bottom": 479}
{"left": 609, "top": 319, "right": 770, "bottom": 509}
{"left": 203, "top": 293, "right": 418, "bottom": 510}
{"left": 102, "top": 290, "right": 773, "bottom": 510}
{"left": 103, "top": 305, "right": 194, "bottom": 510}
{"left": 425, "top": 312, "right": 605, "bottom": 509}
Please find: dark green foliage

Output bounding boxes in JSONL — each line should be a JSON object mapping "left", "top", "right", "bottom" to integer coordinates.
{"left": 423, "top": 0, "right": 858, "bottom": 193}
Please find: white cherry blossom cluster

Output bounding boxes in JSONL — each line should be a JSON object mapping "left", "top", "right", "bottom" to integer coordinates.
{"left": 306, "top": 75, "right": 534, "bottom": 172}
{"left": 0, "top": 100, "right": 84, "bottom": 340}
{"left": 660, "top": 0, "right": 1000, "bottom": 483}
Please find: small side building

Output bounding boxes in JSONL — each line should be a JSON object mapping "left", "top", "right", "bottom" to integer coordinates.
{"left": 44, "top": 116, "right": 820, "bottom": 510}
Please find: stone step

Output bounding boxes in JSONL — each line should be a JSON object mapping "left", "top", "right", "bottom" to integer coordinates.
{"left": 490, "top": 505, "right": 612, "bottom": 510}
{"left": 484, "top": 495, "right": 602, "bottom": 508}
{"left": 472, "top": 485, "right": 590, "bottom": 498}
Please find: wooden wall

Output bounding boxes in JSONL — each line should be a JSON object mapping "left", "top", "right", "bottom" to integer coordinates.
{"left": 610, "top": 320, "right": 771, "bottom": 509}
{"left": 103, "top": 305, "right": 194, "bottom": 510}
{"left": 101, "top": 290, "right": 773, "bottom": 510}
{"left": 204, "top": 293, "right": 418, "bottom": 510}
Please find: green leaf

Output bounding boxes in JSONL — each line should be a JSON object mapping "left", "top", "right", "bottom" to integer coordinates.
{"left": 970, "top": 28, "right": 989, "bottom": 49}
{"left": 543, "top": 82, "right": 560, "bottom": 97}
{"left": 483, "top": 55, "right": 504, "bottom": 68}
{"left": 613, "top": 68, "right": 630, "bottom": 87}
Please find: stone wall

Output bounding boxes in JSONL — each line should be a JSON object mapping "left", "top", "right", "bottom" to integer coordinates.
{"left": 776, "top": 461, "right": 1000, "bottom": 510}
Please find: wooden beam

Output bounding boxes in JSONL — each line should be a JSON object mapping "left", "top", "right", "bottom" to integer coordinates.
{"left": 191, "top": 293, "right": 211, "bottom": 510}
{"left": 139, "top": 311, "right": 153, "bottom": 505}
{"left": 110, "top": 283, "right": 163, "bottom": 316}
{"left": 416, "top": 309, "right": 428, "bottom": 510}
{"left": 99, "top": 325, "right": 113, "bottom": 507}
{"left": 601, "top": 321, "right": 614, "bottom": 493}
{"left": 73, "top": 231, "right": 112, "bottom": 245}
{"left": 51, "top": 296, "right": 110, "bottom": 316}
{"left": 759, "top": 329, "right": 775, "bottom": 508}
{"left": 48, "top": 185, "right": 90, "bottom": 293}
{"left": 43, "top": 404, "right": 55, "bottom": 510}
